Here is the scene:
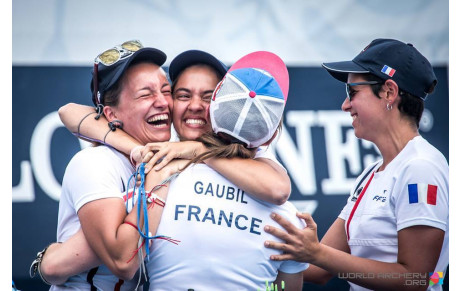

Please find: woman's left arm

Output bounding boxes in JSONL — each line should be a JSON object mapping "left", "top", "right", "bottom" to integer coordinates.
{"left": 140, "top": 141, "right": 290, "bottom": 205}
{"left": 205, "top": 157, "right": 291, "bottom": 205}
{"left": 265, "top": 213, "right": 444, "bottom": 291}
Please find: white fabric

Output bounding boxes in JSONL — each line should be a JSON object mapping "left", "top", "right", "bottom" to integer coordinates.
{"left": 51, "top": 146, "right": 141, "bottom": 291}
{"left": 147, "top": 164, "right": 308, "bottom": 290}
{"left": 339, "top": 136, "right": 448, "bottom": 291}
{"left": 254, "top": 145, "right": 286, "bottom": 172}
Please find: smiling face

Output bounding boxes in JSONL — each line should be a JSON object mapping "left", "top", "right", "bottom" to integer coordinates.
{"left": 105, "top": 62, "right": 173, "bottom": 145}
{"left": 172, "top": 64, "right": 221, "bottom": 140}
{"left": 342, "top": 73, "right": 387, "bottom": 142}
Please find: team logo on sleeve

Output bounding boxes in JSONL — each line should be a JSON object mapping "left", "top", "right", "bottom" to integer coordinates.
{"left": 408, "top": 183, "right": 437, "bottom": 205}
{"left": 351, "top": 187, "right": 363, "bottom": 202}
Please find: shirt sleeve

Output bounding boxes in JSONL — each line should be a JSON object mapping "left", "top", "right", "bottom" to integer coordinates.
{"left": 277, "top": 205, "right": 309, "bottom": 273}
{"left": 254, "top": 146, "right": 286, "bottom": 172}
{"left": 63, "top": 149, "right": 126, "bottom": 212}
{"left": 393, "top": 158, "right": 448, "bottom": 231}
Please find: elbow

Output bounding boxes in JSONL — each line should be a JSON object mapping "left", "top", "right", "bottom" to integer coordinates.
{"left": 40, "top": 257, "right": 67, "bottom": 285}
{"left": 111, "top": 261, "right": 139, "bottom": 281}
{"left": 270, "top": 182, "right": 291, "bottom": 205}
{"left": 58, "top": 103, "right": 77, "bottom": 132}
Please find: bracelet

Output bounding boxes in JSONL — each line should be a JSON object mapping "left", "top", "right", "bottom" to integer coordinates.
{"left": 29, "top": 242, "right": 62, "bottom": 285}
{"left": 77, "top": 112, "right": 97, "bottom": 136}
{"left": 147, "top": 192, "right": 166, "bottom": 207}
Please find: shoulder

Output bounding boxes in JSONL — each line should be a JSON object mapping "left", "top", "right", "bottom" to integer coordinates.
{"left": 64, "top": 146, "right": 132, "bottom": 179}
{"left": 402, "top": 136, "right": 448, "bottom": 169}
{"left": 274, "top": 201, "right": 306, "bottom": 229}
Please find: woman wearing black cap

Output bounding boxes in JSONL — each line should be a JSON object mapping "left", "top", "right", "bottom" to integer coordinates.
{"left": 264, "top": 39, "right": 448, "bottom": 291}
{"left": 38, "top": 49, "right": 292, "bottom": 286}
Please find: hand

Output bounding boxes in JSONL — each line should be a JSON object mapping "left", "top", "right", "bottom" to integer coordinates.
{"left": 140, "top": 141, "right": 206, "bottom": 173}
{"left": 264, "top": 212, "right": 321, "bottom": 263}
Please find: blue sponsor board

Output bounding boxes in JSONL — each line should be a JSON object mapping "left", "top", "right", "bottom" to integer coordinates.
{"left": 12, "top": 66, "right": 448, "bottom": 290}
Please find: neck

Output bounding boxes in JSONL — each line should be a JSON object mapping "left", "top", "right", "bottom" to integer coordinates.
{"left": 374, "top": 125, "right": 419, "bottom": 172}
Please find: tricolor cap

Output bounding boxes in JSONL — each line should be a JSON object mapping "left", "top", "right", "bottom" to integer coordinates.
{"left": 322, "top": 38, "right": 437, "bottom": 100}
{"left": 210, "top": 51, "right": 289, "bottom": 148}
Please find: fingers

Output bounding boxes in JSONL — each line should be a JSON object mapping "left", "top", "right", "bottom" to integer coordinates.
{"left": 264, "top": 240, "right": 295, "bottom": 261}
{"left": 264, "top": 224, "right": 292, "bottom": 242}
{"left": 144, "top": 152, "right": 163, "bottom": 173}
{"left": 153, "top": 155, "right": 173, "bottom": 171}
{"left": 270, "top": 212, "right": 299, "bottom": 234}
{"left": 297, "top": 212, "right": 317, "bottom": 230}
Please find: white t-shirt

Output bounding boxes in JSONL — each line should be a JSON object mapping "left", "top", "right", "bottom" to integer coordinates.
{"left": 339, "top": 136, "right": 449, "bottom": 291}
{"left": 51, "top": 146, "right": 142, "bottom": 291}
{"left": 146, "top": 163, "right": 308, "bottom": 290}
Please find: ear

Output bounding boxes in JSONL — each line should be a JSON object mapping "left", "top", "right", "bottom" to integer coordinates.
{"left": 262, "top": 130, "right": 278, "bottom": 146}
{"left": 380, "top": 79, "right": 399, "bottom": 104}
{"left": 103, "top": 106, "right": 117, "bottom": 122}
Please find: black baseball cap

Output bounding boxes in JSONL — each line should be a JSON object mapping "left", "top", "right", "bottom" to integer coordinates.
{"left": 91, "top": 45, "right": 167, "bottom": 106}
{"left": 322, "top": 38, "right": 437, "bottom": 100}
{"left": 168, "top": 50, "right": 227, "bottom": 83}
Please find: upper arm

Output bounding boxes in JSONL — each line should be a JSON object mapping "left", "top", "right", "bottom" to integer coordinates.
{"left": 205, "top": 156, "right": 291, "bottom": 205}
{"left": 274, "top": 271, "right": 303, "bottom": 291}
{"left": 58, "top": 103, "right": 97, "bottom": 133}
{"left": 77, "top": 198, "right": 127, "bottom": 261}
{"left": 397, "top": 225, "right": 444, "bottom": 274}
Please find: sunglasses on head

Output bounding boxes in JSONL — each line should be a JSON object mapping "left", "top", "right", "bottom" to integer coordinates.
{"left": 93, "top": 40, "right": 143, "bottom": 105}
{"left": 345, "top": 81, "right": 383, "bottom": 101}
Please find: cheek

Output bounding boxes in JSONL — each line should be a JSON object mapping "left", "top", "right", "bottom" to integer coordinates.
{"left": 172, "top": 103, "right": 186, "bottom": 125}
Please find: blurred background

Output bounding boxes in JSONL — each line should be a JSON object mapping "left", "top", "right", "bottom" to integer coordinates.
{"left": 12, "top": 0, "right": 449, "bottom": 290}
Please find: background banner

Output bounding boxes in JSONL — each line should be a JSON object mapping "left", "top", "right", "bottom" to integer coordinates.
{"left": 12, "top": 0, "right": 449, "bottom": 290}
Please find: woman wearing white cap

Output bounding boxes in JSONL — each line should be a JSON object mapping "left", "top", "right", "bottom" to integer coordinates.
{"left": 138, "top": 50, "right": 307, "bottom": 290}
{"left": 264, "top": 38, "right": 448, "bottom": 291}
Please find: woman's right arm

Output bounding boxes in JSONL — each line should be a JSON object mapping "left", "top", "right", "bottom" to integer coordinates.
{"left": 58, "top": 103, "right": 141, "bottom": 155}
{"left": 39, "top": 229, "right": 101, "bottom": 285}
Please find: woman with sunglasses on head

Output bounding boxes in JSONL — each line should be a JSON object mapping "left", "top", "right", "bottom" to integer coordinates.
{"left": 36, "top": 49, "right": 292, "bottom": 287}
{"left": 31, "top": 40, "right": 180, "bottom": 290}
{"left": 264, "top": 39, "right": 448, "bottom": 290}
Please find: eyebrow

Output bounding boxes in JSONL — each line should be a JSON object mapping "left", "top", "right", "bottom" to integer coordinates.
{"left": 174, "top": 87, "right": 191, "bottom": 94}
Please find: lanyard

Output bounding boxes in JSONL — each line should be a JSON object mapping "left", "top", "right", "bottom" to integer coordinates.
{"left": 346, "top": 171, "right": 375, "bottom": 241}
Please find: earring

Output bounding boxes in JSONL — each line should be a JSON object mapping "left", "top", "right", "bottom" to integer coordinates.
{"left": 386, "top": 103, "right": 393, "bottom": 111}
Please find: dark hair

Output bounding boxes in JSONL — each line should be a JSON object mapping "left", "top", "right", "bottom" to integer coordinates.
{"left": 362, "top": 74, "right": 424, "bottom": 128}
{"left": 171, "top": 63, "right": 225, "bottom": 96}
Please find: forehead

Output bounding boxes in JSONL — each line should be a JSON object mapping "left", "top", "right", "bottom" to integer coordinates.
{"left": 348, "top": 73, "right": 368, "bottom": 83}
{"left": 176, "top": 64, "right": 220, "bottom": 84}
{"left": 123, "top": 62, "right": 168, "bottom": 85}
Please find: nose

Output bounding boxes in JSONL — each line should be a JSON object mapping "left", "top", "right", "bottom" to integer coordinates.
{"left": 154, "top": 91, "right": 170, "bottom": 109}
{"left": 341, "top": 96, "right": 351, "bottom": 112}
{"left": 188, "top": 95, "right": 205, "bottom": 112}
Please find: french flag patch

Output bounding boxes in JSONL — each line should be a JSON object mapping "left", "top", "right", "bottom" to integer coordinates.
{"left": 408, "top": 183, "right": 437, "bottom": 205}
{"left": 381, "top": 65, "right": 396, "bottom": 77}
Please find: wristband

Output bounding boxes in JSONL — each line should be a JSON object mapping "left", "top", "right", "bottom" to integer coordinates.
{"left": 147, "top": 192, "right": 166, "bottom": 207}
{"left": 29, "top": 242, "right": 62, "bottom": 285}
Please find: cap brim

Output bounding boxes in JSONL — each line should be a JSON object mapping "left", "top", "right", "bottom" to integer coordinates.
{"left": 322, "top": 61, "right": 369, "bottom": 83}
{"left": 169, "top": 50, "right": 227, "bottom": 82}
{"left": 229, "top": 51, "right": 289, "bottom": 101}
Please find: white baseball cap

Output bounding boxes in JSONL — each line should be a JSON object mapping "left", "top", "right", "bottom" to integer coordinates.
{"left": 210, "top": 51, "right": 289, "bottom": 148}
